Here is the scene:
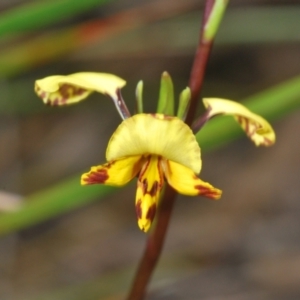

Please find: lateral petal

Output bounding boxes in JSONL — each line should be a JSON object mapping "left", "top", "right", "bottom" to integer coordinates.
{"left": 81, "top": 155, "right": 143, "bottom": 186}
{"left": 135, "top": 156, "right": 164, "bottom": 232}
{"left": 35, "top": 72, "right": 126, "bottom": 106}
{"left": 106, "top": 113, "right": 201, "bottom": 174}
{"left": 162, "top": 159, "right": 222, "bottom": 200}
{"left": 203, "top": 98, "right": 275, "bottom": 146}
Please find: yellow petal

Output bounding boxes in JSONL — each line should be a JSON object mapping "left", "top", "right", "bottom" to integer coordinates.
{"left": 81, "top": 155, "right": 143, "bottom": 186}
{"left": 203, "top": 98, "right": 275, "bottom": 146}
{"left": 35, "top": 72, "right": 126, "bottom": 106}
{"left": 135, "top": 156, "right": 164, "bottom": 232}
{"left": 106, "top": 113, "right": 201, "bottom": 174}
{"left": 162, "top": 159, "right": 222, "bottom": 200}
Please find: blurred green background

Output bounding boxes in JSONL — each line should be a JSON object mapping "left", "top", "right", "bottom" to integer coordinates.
{"left": 0, "top": 0, "right": 300, "bottom": 299}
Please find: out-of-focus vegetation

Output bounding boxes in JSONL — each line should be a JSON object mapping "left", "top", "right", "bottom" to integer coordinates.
{"left": 0, "top": 1, "right": 300, "bottom": 299}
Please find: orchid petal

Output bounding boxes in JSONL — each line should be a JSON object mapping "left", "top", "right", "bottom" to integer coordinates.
{"left": 106, "top": 114, "right": 201, "bottom": 174}
{"left": 203, "top": 98, "right": 275, "bottom": 146}
{"left": 135, "top": 156, "right": 164, "bottom": 232}
{"left": 81, "top": 155, "right": 143, "bottom": 186}
{"left": 162, "top": 159, "right": 222, "bottom": 200}
{"left": 35, "top": 72, "right": 126, "bottom": 106}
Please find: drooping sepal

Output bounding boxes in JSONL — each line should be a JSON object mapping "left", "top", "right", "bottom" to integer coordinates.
{"left": 35, "top": 72, "right": 126, "bottom": 106}
{"left": 162, "top": 159, "right": 222, "bottom": 200}
{"left": 157, "top": 71, "right": 174, "bottom": 116}
{"left": 135, "top": 156, "right": 164, "bottom": 232}
{"left": 81, "top": 156, "right": 143, "bottom": 186}
{"left": 203, "top": 98, "right": 276, "bottom": 146}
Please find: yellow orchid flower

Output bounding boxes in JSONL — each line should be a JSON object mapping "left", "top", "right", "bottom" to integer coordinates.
{"left": 35, "top": 72, "right": 130, "bottom": 119}
{"left": 81, "top": 113, "right": 222, "bottom": 232}
{"left": 202, "top": 98, "right": 276, "bottom": 146}
{"left": 35, "top": 71, "right": 275, "bottom": 233}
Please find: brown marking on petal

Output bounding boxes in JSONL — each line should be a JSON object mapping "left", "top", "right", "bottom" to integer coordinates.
{"left": 263, "top": 136, "right": 273, "bottom": 146}
{"left": 137, "top": 156, "right": 164, "bottom": 198}
{"left": 146, "top": 203, "right": 157, "bottom": 222}
{"left": 195, "top": 185, "right": 221, "bottom": 199}
{"left": 248, "top": 122, "right": 260, "bottom": 137}
{"left": 43, "top": 84, "right": 89, "bottom": 106}
{"left": 237, "top": 116, "right": 248, "bottom": 134}
{"left": 141, "top": 178, "right": 148, "bottom": 195}
{"left": 135, "top": 199, "right": 142, "bottom": 219}
{"left": 149, "top": 181, "right": 159, "bottom": 197}
{"left": 132, "top": 157, "right": 143, "bottom": 177}
{"left": 149, "top": 113, "right": 173, "bottom": 120}
{"left": 244, "top": 118, "right": 250, "bottom": 135}
{"left": 157, "top": 156, "right": 164, "bottom": 187}
{"left": 237, "top": 116, "right": 261, "bottom": 138}
{"left": 138, "top": 178, "right": 160, "bottom": 197}
{"left": 84, "top": 170, "right": 108, "bottom": 184}
{"left": 149, "top": 113, "right": 160, "bottom": 119}
{"left": 105, "top": 160, "right": 116, "bottom": 169}
{"left": 139, "top": 157, "right": 150, "bottom": 179}
{"left": 59, "top": 84, "right": 73, "bottom": 99}
{"left": 83, "top": 167, "right": 110, "bottom": 184}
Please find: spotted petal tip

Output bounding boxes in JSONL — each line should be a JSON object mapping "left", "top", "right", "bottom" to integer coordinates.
{"left": 135, "top": 155, "right": 164, "bottom": 232}
{"left": 162, "top": 160, "right": 222, "bottom": 200}
{"left": 81, "top": 156, "right": 143, "bottom": 186}
{"left": 203, "top": 98, "right": 276, "bottom": 147}
{"left": 35, "top": 72, "right": 126, "bottom": 106}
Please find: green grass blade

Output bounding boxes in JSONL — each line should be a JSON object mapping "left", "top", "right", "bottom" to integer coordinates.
{"left": 0, "top": 175, "right": 116, "bottom": 236}
{"left": 0, "top": 0, "right": 111, "bottom": 37}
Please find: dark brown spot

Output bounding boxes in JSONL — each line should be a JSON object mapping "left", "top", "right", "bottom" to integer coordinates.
{"left": 84, "top": 169, "right": 109, "bottom": 184}
{"left": 195, "top": 185, "right": 220, "bottom": 199}
{"left": 135, "top": 199, "right": 142, "bottom": 219}
{"left": 146, "top": 204, "right": 157, "bottom": 222}
{"left": 149, "top": 181, "right": 159, "bottom": 197}
{"left": 139, "top": 178, "right": 148, "bottom": 195}
{"left": 59, "top": 84, "right": 87, "bottom": 100}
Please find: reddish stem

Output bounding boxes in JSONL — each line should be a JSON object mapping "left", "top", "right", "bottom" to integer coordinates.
{"left": 186, "top": 0, "right": 215, "bottom": 126}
